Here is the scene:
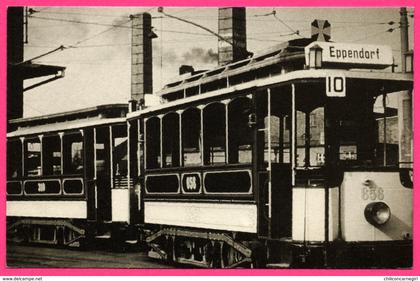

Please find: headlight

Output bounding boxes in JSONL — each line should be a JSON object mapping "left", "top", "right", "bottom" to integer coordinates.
{"left": 364, "top": 202, "right": 391, "bottom": 226}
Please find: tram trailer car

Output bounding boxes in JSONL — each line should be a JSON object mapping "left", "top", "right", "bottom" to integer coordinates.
{"left": 127, "top": 39, "right": 413, "bottom": 268}
{"left": 6, "top": 104, "right": 140, "bottom": 249}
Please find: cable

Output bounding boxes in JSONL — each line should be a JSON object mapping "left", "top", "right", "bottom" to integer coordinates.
{"left": 69, "top": 20, "right": 130, "bottom": 47}
{"left": 28, "top": 15, "right": 132, "bottom": 29}
{"left": 154, "top": 28, "right": 212, "bottom": 37}
{"left": 24, "top": 18, "right": 131, "bottom": 62}
{"left": 34, "top": 7, "right": 156, "bottom": 18}
{"left": 18, "top": 45, "right": 66, "bottom": 64}
{"left": 251, "top": 9, "right": 301, "bottom": 37}
{"left": 351, "top": 26, "right": 400, "bottom": 42}
{"left": 158, "top": 8, "right": 232, "bottom": 45}
{"left": 68, "top": 43, "right": 130, "bottom": 48}
{"left": 32, "top": 10, "right": 130, "bottom": 18}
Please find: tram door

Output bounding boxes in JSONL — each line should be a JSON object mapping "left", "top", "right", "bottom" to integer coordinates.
{"left": 256, "top": 88, "right": 292, "bottom": 239}
{"left": 95, "top": 126, "right": 112, "bottom": 222}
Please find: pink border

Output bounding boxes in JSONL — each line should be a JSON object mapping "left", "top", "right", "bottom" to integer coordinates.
{"left": 0, "top": 0, "right": 418, "bottom": 276}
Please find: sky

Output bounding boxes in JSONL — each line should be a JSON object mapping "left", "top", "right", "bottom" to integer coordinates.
{"left": 21, "top": 7, "right": 414, "bottom": 117}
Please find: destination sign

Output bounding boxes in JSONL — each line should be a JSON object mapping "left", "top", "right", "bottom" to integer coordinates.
{"left": 305, "top": 42, "right": 393, "bottom": 68}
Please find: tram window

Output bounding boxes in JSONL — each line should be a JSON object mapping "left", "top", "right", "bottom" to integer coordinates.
{"left": 146, "top": 117, "right": 161, "bottom": 169}
{"left": 263, "top": 114, "right": 292, "bottom": 164}
{"left": 204, "top": 103, "right": 226, "bottom": 165}
{"left": 162, "top": 113, "right": 180, "bottom": 167}
{"left": 7, "top": 140, "right": 22, "bottom": 179}
{"left": 264, "top": 116, "right": 280, "bottom": 163}
{"left": 228, "top": 98, "right": 252, "bottom": 164}
{"left": 63, "top": 133, "right": 83, "bottom": 174}
{"left": 24, "top": 138, "right": 41, "bottom": 177}
{"left": 129, "top": 120, "right": 139, "bottom": 185}
{"left": 113, "top": 125, "right": 128, "bottom": 188}
{"left": 283, "top": 116, "right": 291, "bottom": 163}
{"left": 182, "top": 108, "right": 202, "bottom": 166}
{"left": 42, "top": 135, "right": 61, "bottom": 175}
{"left": 310, "top": 108, "right": 325, "bottom": 166}
{"left": 96, "top": 126, "right": 110, "bottom": 175}
{"left": 330, "top": 91, "right": 399, "bottom": 167}
{"left": 295, "top": 108, "right": 325, "bottom": 167}
{"left": 375, "top": 92, "right": 399, "bottom": 166}
{"left": 296, "top": 111, "right": 306, "bottom": 167}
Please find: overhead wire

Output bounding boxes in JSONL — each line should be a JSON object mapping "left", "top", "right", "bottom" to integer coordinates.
{"left": 28, "top": 15, "right": 132, "bottom": 29}
{"left": 69, "top": 19, "right": 131, "bottom": 47}
{"left": 351, "top": 26, "right": 400, "bottom": 42}
{"left": 25, "top": 17, "right": 131, "bottom": 62}
{"left": 251, "top": 9, "right": 302, "bottom": 38}
{"left": 273, "top": 11, "right": 301, "bottom": 36}
{"left": 26, "top": 9, "right": 407, "bottom": 65}
{"left": 30, "top": 10, "right": 130, "bottom": 18}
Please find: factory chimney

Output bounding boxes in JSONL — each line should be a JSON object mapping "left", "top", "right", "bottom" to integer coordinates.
{"left": 218, "top": 7, "right": 248, "bottom": 66}
{"left": 130, "top": 13, "right": 157, "bottom": 110}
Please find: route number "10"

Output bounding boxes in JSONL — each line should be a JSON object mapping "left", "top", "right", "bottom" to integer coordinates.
{"left": 326, "top": 75, "right": 346, "bottom": 97}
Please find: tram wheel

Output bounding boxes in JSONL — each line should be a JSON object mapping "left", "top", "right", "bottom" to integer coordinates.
{"left": 203, "top": 241, "right": 215, "bottom": 268}
{"left": 166, "top": 237, "right": 176, "bottom": 263}
{"left": 221, "top": 243, "right": 243, "bottom": 268}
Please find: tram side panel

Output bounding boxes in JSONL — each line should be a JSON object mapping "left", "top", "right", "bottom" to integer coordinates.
{"left": 6, "top": 130, "right": 92, "bottom": 246}
{"left": 6, "top": 121, "right": 133, "bottom": 247}
{"left": 143, "top": 170, "right": 258, "bottom": 234}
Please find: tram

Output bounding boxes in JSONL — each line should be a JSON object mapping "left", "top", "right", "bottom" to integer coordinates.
{"left": 127, "top": 39, "right": 413, "bottom": 268}
{"left": 6, "top": 104, "right": 137, "bottom": 248}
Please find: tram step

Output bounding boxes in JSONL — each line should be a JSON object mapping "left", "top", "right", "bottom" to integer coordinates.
{"left": 95, "top": 234, "right": 111, "bottom": 239}
{"left": 266, "top": 263, "right": 291, "bottom": 268}
{"left": 125, "top": 240, "right": 138, "bottom": 244}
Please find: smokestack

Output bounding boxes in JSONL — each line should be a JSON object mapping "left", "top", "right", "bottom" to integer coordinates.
{"left": 7, "top": 7, "right": 24, "bottom": 131}
{"left": 179, "top": 65, "right": 194, "bottom": 75}
{"left": 130, "top": 13, "right": 157, "bottom": 109}
{"left": 218, "top": 7, "right": 247, "bottom": 66}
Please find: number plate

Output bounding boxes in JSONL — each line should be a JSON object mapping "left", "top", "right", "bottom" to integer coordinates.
{"left": 182, "top": 173, "right": 201, "bottom": 193}
{"left": 326, "top": 74, "right": 346, "bottom": 97}
{"left": 361, "top": 186, "right": 385, "bottom": 201}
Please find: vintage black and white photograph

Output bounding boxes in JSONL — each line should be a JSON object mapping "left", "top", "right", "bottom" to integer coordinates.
{"left": 6, "top": 6, "right": 414, "bottom": 269}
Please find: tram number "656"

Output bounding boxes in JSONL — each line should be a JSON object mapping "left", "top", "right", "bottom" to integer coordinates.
{"left": 326, "top": 75, "right": 346, "bottom": 97}
{"left": 361, "top": 187, "right": 385, "bottom": 201}
{"left": 185, "top": 176, "right": 197, "bottom": 191}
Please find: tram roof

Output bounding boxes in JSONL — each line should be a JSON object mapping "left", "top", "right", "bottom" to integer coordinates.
{"left": 157, "top": 38, "right": 312, "bottom": 99}
{"left": 8, "top": 104, "right": 128, "bottom": 138}
{"left": 9, "top": 103, "right": 128, "bottom": 127}
{"left": 128, "top": 69, "right": 413, "bottom": 119}
{"left": 7, "top": 117, "right": 127, "bottom": 138}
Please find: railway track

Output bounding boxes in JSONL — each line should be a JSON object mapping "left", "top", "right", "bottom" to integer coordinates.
{"left": 6, "top": 242, "right": 176, "bottom": 269}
